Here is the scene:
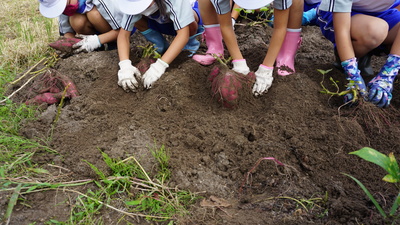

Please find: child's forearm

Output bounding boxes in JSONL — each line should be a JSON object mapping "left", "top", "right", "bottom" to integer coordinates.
{"left": 218, "top": 13, "right": 243, "bottom": 60}
{"left": 262, "top": 9, "right": 289, "bottom": 67}
{"left": 161, "top": 27, "right": 189, "bottom": 64}
{"left": 333, "top": 12, "right": 355, "bottom": 61}
{"left": 117, "top": 28, "right": 132, "bottom": 61}
{"left": 64, "top": 32, "right": 76, "bottom": 38}
{"left": 98, "top": 29, "right": 119, "bottom": 45}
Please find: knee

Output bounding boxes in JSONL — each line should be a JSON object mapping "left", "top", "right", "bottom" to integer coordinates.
{"left": 70, "top": 15, "right": 92, "bottom": 34}
{"left": 356, "top": 22, "right": 388, "bottom": 49}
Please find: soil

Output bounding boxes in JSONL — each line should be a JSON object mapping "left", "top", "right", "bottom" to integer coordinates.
{"left": 3, "top": 23, "right": 400, "bottom": 225}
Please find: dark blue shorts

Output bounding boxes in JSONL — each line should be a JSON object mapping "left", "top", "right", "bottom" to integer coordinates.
{"left": 317, "top": 0, "right": 400, "bottom": 44}
{"left": 148, "top": 1, "right": 202, "bottom": 36}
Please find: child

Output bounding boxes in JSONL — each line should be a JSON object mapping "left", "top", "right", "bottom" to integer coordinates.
{"left": 318, "top": 0, "right": 400, "bottom": 107}
{"left": 192, "top": 0, "right": 272, "bottom": 76}
{"left": 38, "top": 0, "right": 124, "bottom": 53}
{"left": 115, "top": 0, "right": 203, "bottom": 91}
{"left": 234, "top": 0, "right": 303, "bottom": 96}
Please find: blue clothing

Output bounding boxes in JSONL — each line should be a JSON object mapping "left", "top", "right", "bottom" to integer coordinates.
{"left": 317, "top": 1, "right": 400, "bottom": 44}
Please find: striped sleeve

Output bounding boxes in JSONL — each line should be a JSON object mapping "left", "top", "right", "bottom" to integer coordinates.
{"left": 165, "top": 0, "right": 195, "bottom": 30}
{"left": 319, "top": 0, "right": 353, "bottom": 12}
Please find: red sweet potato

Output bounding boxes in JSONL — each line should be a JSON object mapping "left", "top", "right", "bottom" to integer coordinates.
{"left": 136, "top": 58, "right": 156, "bottom": 74}
{"left": 208, "top": 65, "right": 256, "bottom": 108}
{"left": 49, "top": 37, "right": 81, "bottom": 53}
{"left": 26, "top": 92, "right": 63, "bottom": 105}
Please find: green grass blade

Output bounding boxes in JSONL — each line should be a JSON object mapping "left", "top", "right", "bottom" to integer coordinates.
{"left": 343, "top": 173, "right": 387, "bottom": 218}
{"left": 390, "top": 193, "right": 400, "bottom": 216}
{"left": 4, "top": 183, "right": 22, "bottom": 223}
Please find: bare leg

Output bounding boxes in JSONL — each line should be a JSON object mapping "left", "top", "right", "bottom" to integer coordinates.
{"left": 351, "top": 14, "right": 388, "bottom": 57}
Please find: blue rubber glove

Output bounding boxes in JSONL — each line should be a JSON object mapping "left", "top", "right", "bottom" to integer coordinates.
{"left": 341, "top": 57, "right": 368, "bottom": 103}
{"left": 368, "top": 54, "right": 400, "bottom": 108}
{"left": 302, "top": 8, "right": 317, "bottom": 26}
{"left": 268, "top": 8, "right": 317, "bottom": 27}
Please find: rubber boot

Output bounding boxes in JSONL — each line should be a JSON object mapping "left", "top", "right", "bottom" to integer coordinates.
{"left": 334, "top": 48, "right": 374, "bottom": 76}
{"left": 183, "top": 26, "right": 205, "bottom": 57}
{"left": 192, "top": 25, "right": 224, "bottom": 65}
{"left": 276, "top": 31, "right": 302, "bottom": 76}
{"left": 140, "top": 28, "right": 170, "bottom": 54}
{"left": 358, "top": 53, "right": 374, "bottom": 76}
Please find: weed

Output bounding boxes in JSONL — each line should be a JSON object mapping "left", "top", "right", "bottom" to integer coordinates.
{"left": 344, "top": 147, "right": 400, "bottom": 223}
{"left": 319, "top": 68, "right": 361, "bottom": 104}
{"left": 235, "top": 7, "right": 274, "bottom": 27}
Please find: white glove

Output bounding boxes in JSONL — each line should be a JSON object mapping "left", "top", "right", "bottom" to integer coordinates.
{"left": 252, "top": 65, "right": 274, "bottom": 96}
{"left": 231, "top": 17, "right": 236, "bottom": 30}
{"left": 232, "top": 59, "right": 250, "bottom": 75}
{"left": 73, "top": 34, "right": 101, "bottom": 53}
{"left": 143, "top": 58, "right": 169, "bottom": 89}
{"left": 118, "top": 59, "right": 141, "bottom": 92}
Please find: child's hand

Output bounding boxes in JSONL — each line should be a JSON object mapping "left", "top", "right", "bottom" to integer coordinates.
{"left": 252, "top": 64, "right": 274, "bottom": 96}
{"left": 367, "top": 54, "right": 400, "bottom": 108}
{"left": 118, "top": 60, "right": 141, "bottom": 92}
{"left": 232, "top": 59, "right": 250, "bottom": 75}
{"left": 341, "top": 58, "right": 367, "bottom": 103}
{"left": 73, "top": 34, "right": 101, "bottom": 53}
{"left": 143, "top": 59, "right": 169, "bottom": 89}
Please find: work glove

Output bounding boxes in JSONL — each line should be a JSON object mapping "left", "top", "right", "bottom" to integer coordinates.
{"left": 143, "top": 58, "right": 169, "bottom": 89}
{"left": 117, "top": 59, "right": 141, "bottom": 92}
{"left": 252, "top": 64, "right": 274, "bottom": 96}
{"left": 367, "top": 54, "right": 400, "bottom": 108}
{"left": 341, "top": 57, "right": 367, "bottom": 103}
{"left": 73, "top": 34, "right": 101, "bottom": 53}
{"left": 232, "top": 59, "right": 250, "bottom": 75}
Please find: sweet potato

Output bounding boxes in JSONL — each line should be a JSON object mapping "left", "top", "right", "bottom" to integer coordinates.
{"left": 136, "top": 58, "right": 156, "bottom": 74}
{"left": 49, "top": 37, "right": 81, "bottom": 53}
{"left": 26, "top": 92, "right": 63, "bottom": 105}
{"left": 135, "top": 44, "right": 160, "bottom": 74}
{"left": 209, "top": 66, "right": 254, "bottom": 108}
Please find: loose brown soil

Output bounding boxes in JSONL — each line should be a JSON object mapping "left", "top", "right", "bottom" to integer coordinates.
{"left": 3, "top": 23, "right": 400, "bottom": 225}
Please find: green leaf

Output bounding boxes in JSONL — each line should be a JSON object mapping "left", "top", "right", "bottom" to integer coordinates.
{"left": 244, "top": 9, "right": 254, "bottom": 14}
{"left": 342, "top": 173, "right": 387, "bottom": 218}
{"left": 125, "top": 200, "right": 141, "bottom": 206}
{"left": 382, "top": 174, "right": 397, "bottom": 183}
{"left": 350, "top": 147, "right": 391, "bottom": 171}
{"left": 259, "top": 7, "right": 270, "bottom": 12}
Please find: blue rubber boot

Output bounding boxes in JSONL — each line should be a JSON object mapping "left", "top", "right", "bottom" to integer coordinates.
{"left": 183, "top": 26, "right": 205, "bottom": 57}
{"left": 140, "top": 28, "right": 170, "bottom": 54}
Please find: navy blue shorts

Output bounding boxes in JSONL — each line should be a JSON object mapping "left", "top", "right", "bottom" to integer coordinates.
{"left": 317, "top": 0, "right": 400, "bottom": 44}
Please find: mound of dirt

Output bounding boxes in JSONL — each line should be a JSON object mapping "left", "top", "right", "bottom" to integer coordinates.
{"left": 3, "top": 24, "right": 400, "bottom": 225}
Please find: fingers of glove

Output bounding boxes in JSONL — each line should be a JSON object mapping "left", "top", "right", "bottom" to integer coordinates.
{"left": 133, "top": 68, "right": 142, "bottom": 81}
{"left": 72, "top": 40, "right": 85, "bottom": 49}
{"left": 343, "top": 92, "right": 354, "bottom": 104}
{"left": 143, "top": 74, "right": 156, "bottom": 89}
{"left": 125, "top": 79, "right": 138, "bottom": 91}
{"left": 119, "top": 79, "right": 138, "bottom": 92}
{"left": 368, "top": 87, "right": 383, "bottom": 104}
{"left": 75, "top": 34, "right": 89, "bottom": 39}
{"left": 72, "top": 47, "right": 85, "bottom": 54}
{"left": 376, "top": 92, "right": 390, "bottom": 108}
